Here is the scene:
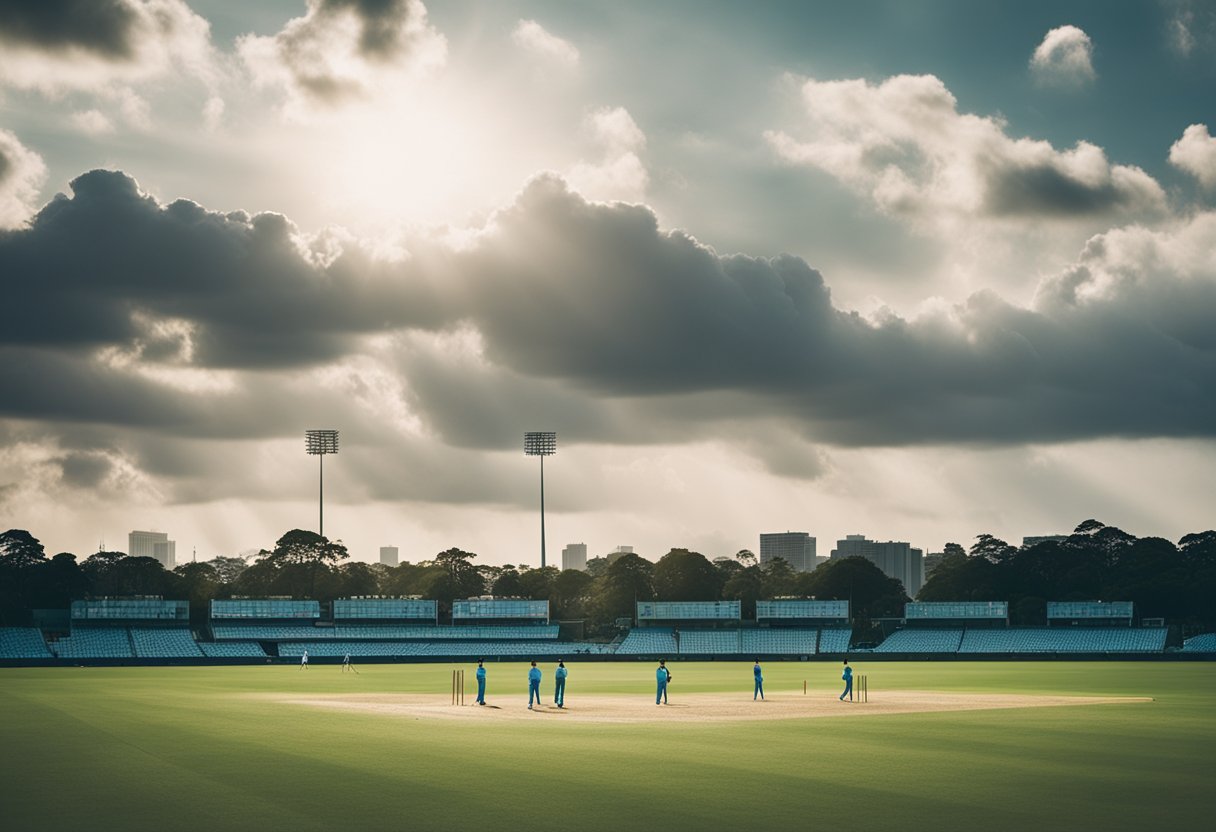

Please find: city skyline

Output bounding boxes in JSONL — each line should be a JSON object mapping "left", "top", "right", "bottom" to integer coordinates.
{"left": 2, "top": 1, "right": 1215, "bottom": 566}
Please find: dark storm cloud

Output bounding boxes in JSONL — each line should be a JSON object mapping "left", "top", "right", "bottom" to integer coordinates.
{"left": 0, "top": 170, "right": 434, "bottom": 367}
{"left": 3, "top": 168, "right": 1215, "bottom": 479}
{"left": 0, "top": 0, "right": 138, "bottom": 58}
{"left": 56, "top": 451, "right": 113, "bottom": 489}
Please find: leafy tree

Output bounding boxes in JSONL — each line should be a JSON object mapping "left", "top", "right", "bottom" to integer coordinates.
{"left": 0, "top": 529, "right": 48, "bottom": 623}
{"left": 263, "top": 530, "right": 350, "bottom": 597}
{"left": 760, "top": 557, "right": 797, "bottom": 598}
{"left": 552, "top": 568, "right": 594, "bottom": 619}
{"left": 518, "top": 566, "right": 559, "bottom": 601}
{"left": 491, "top": 568, "right": 524, "bottom": 597}
{"left": 423, "top": 548, "right": 485, "bottom": 604}
{"left": 29, "top": 553, "right": 89, "bottom": 612}
{"left": 652, "top": 549, "right": 723, "bottom": 601}
{"left": 588, "top": 552, "right": 653, "bottom": 628}
{"left": 585, "top": 556, "right": 609, "bottom": 578}
{"left": 970, "top": 534, "right": 1016, "bottom": 564}
{"left": 942, "top": 542, "right": 966, "bottom": 558}
{"left": 807, "top": 556, "right": 909, "bottom": 618}
{"left": 0, "top": 529, "right": 47, "bottom": 569}
{"left": 723, "top": 565, "right": 764, "bottom": 619}
{"left": 335, "top": 561, "right": 380, "bottom": 598}
{"left": 208, "top": 556, "right": 249, "bottom": 584}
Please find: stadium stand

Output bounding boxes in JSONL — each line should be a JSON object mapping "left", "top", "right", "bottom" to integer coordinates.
{"left": 210, "top": 624, "right": 561, "bottom": 641}
{"left": 959, "top": 627, "right": 1166, "bottom": 653}
{"left": 616, "top": 629, "right": 678, "bottom": 655}
{"left": 741, "top": 628, "right": 819, "bottom": 655}
{"left": 52, "top": 628, "right": 134, "bottom": 659}
{"left": 678, "top": 630, "right": 742, "bottom": 654}
{"left": 277, "top": 640, "right": 614, "bottom": 658}
{"left": 1182, "top": 633, "right": 1216, "bottom": 652}
{"left": 817, "top": 629, "right": 852, "bottom": 653}
{"left": 873, "top": 629, "right": 964, "bottom": 653}
{"left": 199, "top": 641, "right": 266, "bottom": 657}
{"left": 0, "top": 627, "right": 53, "bottom": 659}
{"left": 130, "top": 628, "right": 204, "bottom": 658}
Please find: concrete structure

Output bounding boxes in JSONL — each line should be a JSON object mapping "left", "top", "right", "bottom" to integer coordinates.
{"left": 379, "top": 546, "right": 399, "bottom": 567}
{"left": 561, "top": 542, "right": 587, "bottom": 571}
{"left": 606, "top": 545, "right": 634, "bottom": 564}
{"left": 759, "top": 532, "right": 818, "bottom": 572}
{"left": 831, "top": 534, "right": 923, "bottom": 597}
{"left": 129, "top": 530, "right": 175, "bottom": 570}
{"left": 1022, "top": 535, "right": 1069, "bottom": 547}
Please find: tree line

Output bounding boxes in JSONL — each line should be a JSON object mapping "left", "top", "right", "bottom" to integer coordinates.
{"left": 1, "top": 519, "right": 1213, "bottom": 635}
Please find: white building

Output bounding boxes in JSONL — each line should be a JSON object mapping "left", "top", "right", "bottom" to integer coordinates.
{"left": 759, "top": 532, "right": 818, "bottom": 572}
{"left": 129, "top": 530, "right": 175, "bottom": 570}
{"left": 561, "top": 542, "right": 587, "bottom": 571}
{"left": 379, "top": 546, "right": 399, "bottom": 567}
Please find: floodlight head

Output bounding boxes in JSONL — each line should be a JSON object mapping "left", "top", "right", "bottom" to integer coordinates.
{"left": 305, "top": 429, "right": 339, "bottom": 455}
{"left": 523, "top": 431, "right": 556, "bottom": 456}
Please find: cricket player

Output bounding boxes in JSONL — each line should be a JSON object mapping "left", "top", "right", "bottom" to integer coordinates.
{"left": 528, "top": 660, "right": 542, "bottom": 709}
{"left": 299, "top": 649, "right": 309, "bottom": 670}
{"left": 475, "top": 659, "right": 487, "bottom": 705}
{"left": 753, "top": 659, "right": 765, "bottom": 700}
{"left": 656, "top": 660, "right": 670, "bottom": 704}
{"left": 554, "top": 660, "right": 568, "bottom": 708}
{"left": 839, "top": 660, "right": 853, "bottom": 701}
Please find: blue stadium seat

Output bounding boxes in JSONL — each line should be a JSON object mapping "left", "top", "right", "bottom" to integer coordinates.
{"left": 130, "top": 628, "right": 204, "bottom": 658}
{"left": 873, "top": 629, "right": 963, "bottom": 653}
{"left": 0, "top": 627, "right": 53, "bottom": 659}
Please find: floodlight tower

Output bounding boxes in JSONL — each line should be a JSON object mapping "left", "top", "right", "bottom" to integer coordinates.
{"left": 305, "top": 429, "right": 339, "bottom": 538}
{"left": 523, "top": 431, "right": 557, "bottom": 568}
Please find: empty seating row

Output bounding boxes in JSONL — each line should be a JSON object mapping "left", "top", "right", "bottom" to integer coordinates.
{"left": 278, "top": 641, "right": 615, "bottom": 658}
{"left": 1181, "top": 633, "right": 1216, "bottom": 652}
{"left": 873, "top": 629, "right": 964, "bottom": 653}
{"left": 958, "top": 628, "right": 1167, "bottom": 653}
{"left": 678, "top": 630, "right": 742, "bottom": 654}
{"left": 0, "top": 627, "right": 53, "bottom": 658}
{"left": 130, "top": 628, "right": 204, "bottom": 658}
{"left": 52, "top": 629, "right": 133, "bottom": 659}
{"left": 616, "top": 629, "right": 678, "bottom": 655}
{"left": 199, "top": 641, "right": 267, "bottom": 657}
{"left": 742, "top": 629, "right": 820, "bottom": 654}
{"left": 210, "top": 624, "right": 561, "bottom": 641}
{"left": 816, "top": 629, "right": 853, "bottom": 653}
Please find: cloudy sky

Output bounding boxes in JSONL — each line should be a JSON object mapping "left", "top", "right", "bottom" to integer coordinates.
{"left": 2, "top": 0, "right": 1215, "bottom": 566}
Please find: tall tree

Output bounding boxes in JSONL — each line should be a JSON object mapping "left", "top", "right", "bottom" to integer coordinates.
{"left": 652, "top": 549, "right": 724, "bottom": 600}
{"left": 264, "top": 530, "right": 350, "bottom": 597}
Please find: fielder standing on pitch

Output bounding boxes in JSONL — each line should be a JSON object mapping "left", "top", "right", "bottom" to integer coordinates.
{"left": 656, "top": 660, "right": 670, "bottom": 704}
{"left": 475, "top": 659, "right": 487, "bottom": 705}
{"left": 753, "top": 659, "right": 765, "bottom": 700}
{"left": 839, "top": 660, "right": 853, "bottom": 701}
{"left": 554, "top": 660, "right": 568, "bottom": 708}
{"left": 527, "top": 660, "right": 542, "bottom": 709}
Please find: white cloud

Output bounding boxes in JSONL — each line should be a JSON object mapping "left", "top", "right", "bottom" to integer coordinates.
{"left": 566, "top": 106, "right": 649, "bottom": 202}
{"left": 511, "top": 19, "right": 579, "bottom": 67}
{"left": 71, "top": 109, "right": 116, "bottom": 135}
{"left": 203, "top": 95, "right": 225, "bottom": 132}
{"left": 238, "top": 0, "right": 446, "bottom": 116}
{"left": 1030, "top": 25, "right": 1096, "bottom": 87}
{"left": 1169, "top": 123, "right": 1216, "bottom": 188}
{"left": 0, "top": 129, "right": 47, "bottom": 229}
{"left": 0, "top": 0, "right": 216, "bottom": 94}
{"left": 766, "top": 74, "right": 1164, "bottom": 226}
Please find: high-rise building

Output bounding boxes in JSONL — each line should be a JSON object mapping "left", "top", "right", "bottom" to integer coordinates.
{"left": 831, "top": 534, "right": 923, "bottom": 597}
{"left": 561, "top": 543, "right": 588, "bottom": 571}
{"left": 129, "top": 530, "right": 175, "bottom": 570}
{"left": 379, "top": 546, "right": 399, "bottom": 567}
{"left": 759, "top": 532, "right": 818, "bottom": 572}
{"left": 606, "top": 545, "right": 634, "bottom": 564}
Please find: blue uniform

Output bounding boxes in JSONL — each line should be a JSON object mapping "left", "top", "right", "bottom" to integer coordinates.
{"left": 753, "top": 663, "right": 764, "bottom": 700}
{"left": 554, "top": 665, "right": 568, "bottom": 707}
{"left": 656, "top": 666, "right": 669, "bottom": 704}
{"left": 528, "top": 666, "right": 542, "bottom": 708}
{"left": 840, "top": 665, "right": 853, "bottom": 700}
{"left": 475, "top": 666, "right": 487, "bottom": 704}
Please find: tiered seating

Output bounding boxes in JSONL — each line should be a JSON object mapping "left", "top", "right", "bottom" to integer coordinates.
{"left": 742, "top": 629, "right": 819, "bottom": 655}
{"left": 278, "top": 641, "right": 614, "bottom": 658}
{"left": 960, "top": 628, "right": 1167, "bottom": 653}
{"left": 211, "top": 624, "right": 561, "bottom": 641}
{"left": 130, "top": 628, "right": 204, "bottom": 658}
{"left": 199, "top": 641, "right": 266, "bottom": 657}
{"left": 678, "top": 630, "right": 741, "bottom": 654}
{"left": 1182, "top": 633, "right": 1216, "bottom": 652}
{"left": 613, "top": 629, "right": 678, "bottom": 655}
{"left": 53, "top": 629, "right": 133, "bottom": 658}
{"left": 817, "top": 629, "right": 852, "bottom": 653}
{"left": 874, "top": 629, "right": 964, "bottom": 653}
{"left": 0, "top": 627, "right": 52, "bottom": 658}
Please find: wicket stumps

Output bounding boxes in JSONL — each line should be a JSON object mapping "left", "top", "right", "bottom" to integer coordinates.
{"left": 451, "top": 669, "right": 465, "bottom": 706}
{"left": 852, "top": 674, "right": 868, "bottom": 703}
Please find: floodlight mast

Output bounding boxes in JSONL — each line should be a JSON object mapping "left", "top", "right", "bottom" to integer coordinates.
{"left": 523, "top": 431, "right": 557, "bottom": 568}
{"left": 305, "top": 429, "right": 339, "bottom": 538}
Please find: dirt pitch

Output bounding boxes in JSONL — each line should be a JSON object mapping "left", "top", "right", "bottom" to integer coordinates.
{"left": 280, "top": 690, "right": 1152, "bottom": 724}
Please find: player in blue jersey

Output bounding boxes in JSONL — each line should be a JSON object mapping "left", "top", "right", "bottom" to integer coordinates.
{"left": 528, "top": 660, "right": 542, "bottom": 709}
{"left": 475, "top": 659, "right": 487, "bottom": 705}
{"left": 753, "top": 659, "right": 764, "bottom": 700}
{"left": 656, "top": 660, "right": 670, "bottom": 704}
{"left": 554, "top": 660, "right": 568, "bottom": 708}
{"left": 839, "top": 660, "right": 853, "bottom": 701}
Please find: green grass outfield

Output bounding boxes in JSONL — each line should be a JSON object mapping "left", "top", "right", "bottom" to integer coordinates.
{"left": 2, "top": 661, "right": 1213, "bottom": 832}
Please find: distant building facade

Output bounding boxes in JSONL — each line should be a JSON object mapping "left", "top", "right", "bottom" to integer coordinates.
{"left": 379, "top": 546, "right": 399, "bottom": 567}
{"left": 1022, "top": 535, "right": 1069, "bottom": 547}
{"left": 562, "top": 543, "right": 588, "bottom": 571}
{"left": 606, "top": 546, "right": 634, "bottom": 564}
{"left": 831, "top": 534, "right": 923, "bottom": 597}
{"left": 759, "top": 532, "right": 818, "bottom": 572}
{"left": 129, "top": 530, "right": 175, "bottom": 570}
